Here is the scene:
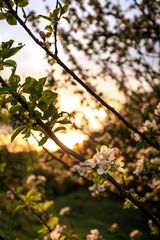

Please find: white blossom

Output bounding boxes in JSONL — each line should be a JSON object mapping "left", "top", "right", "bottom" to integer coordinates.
{"left": 59, "top": 206, "right": 70, "bottom": 216}
{"left": 6, "top": 187, "right": 16, "bottom": 200}
{"left": 26, "top": 174, "right": 36, "bottom": 184}
{"left": 134, "top": 159, "right": 144, "bottom": 176}
{"left": 49, "top": 225, "right": 64, "bottom": 240}
{"left": 88, "top": 182, "right": 107, "bottom": 197}
{"left": 155, "top": 102, "right": 160, "bottom": 116}
{"left": 70, "top": 163, "right": 87, "bottom": 176}
{"left": 86, "top": 229, "right": 101, "bottom": 240}
{"left": 85, "top": 145, "right": 124, "bottom": 175}
{"left": 140, "top": 120, "right": 157, "bottom": 132}
{"left": 129, "top": 229, "right": 141, "bottom": 239}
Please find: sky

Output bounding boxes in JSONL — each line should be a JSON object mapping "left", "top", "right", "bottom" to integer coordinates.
{"left": 0, "top": 0, "right": 121, "bottom": 151}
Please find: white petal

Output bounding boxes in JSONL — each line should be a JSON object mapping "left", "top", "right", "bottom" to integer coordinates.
{"left": 84, "top": 159, "right": 96, "bottom": 168}
{"left": 97, "top": 168, "right": 104, "bottom": 175}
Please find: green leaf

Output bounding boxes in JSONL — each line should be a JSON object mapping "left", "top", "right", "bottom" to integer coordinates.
{"left": 13, "top": 204, "right": 25, "bottom": 215}
{"left": 0, "top": 163, "right": 6, "bottom": 172}
{"left": 6, "top": 13, "right": 17, "bottom": 25}
{"left": 61, "top": 4, "right": 69, "bottom": 15}
{"left": 23, "top": 76, "right": 46, "bottom": 95}
{"left": 39, "top": 14, "right": 52, "bottom": 22}
{"left": 60, "top": 236, "right": 66, "bottom": 240}
{"left": 50, "top": 8, "right": 60, "bottom": 23}
{"left": 10, "top": 104, "right": 24, "bottom": 113}
{"left": 156, "top": 136, "right": 160, "bottom": 145}
{"left": 38, "top": 90, "right": 57, "bottom": 106}
{"left": 11, "top": 125, "right": 27, "bottom": 142}
{"left": 45, "top": 25, "right": 53, "bottom": 32}
{"left": 48, "top": 216, "right": 59, "bottom": 227}
{"left": 37, "top": 77, "right": 46, "bottom": 90}
{"left": 56, "top": 119, "right": 71, "bottom": 124}
{"left": 54, "top": 126, "right": 66, "bottom": 132}
{"left": 0, "top": 0, "right": 14, "bottom": 8}
{"left": 1, "top": 40, "right": 14, "bottom": 49}
{"left": 38, "top": 136, "right": 48, "bottom": 146}
{"left": 41, "top": 105, "right": 58, "bottom": 120}
{"left": 0, "top": 45, "right": 24, "bottom": 59}
{"left": 4, "top": 59, "right": 16, "bottom": 67}
{"left": 0, "top": 63, "right": 3, "bottom": 70}
{"left": 0, "top": 87, "right": 9, "bottom": 94}
{"left": 32, "top": 125, "right": 45, "bottom": 132}
{"left": 37, "top": 102, "right": 47, "bottom": 112}
{"left": 9, "top": 74, "right": 21, "bottom": 91}
{"left": 23, "top": 130, "right": 31, "bottom": 138}
{"left": 22, "top": 77, "right": 37, "bottom": 93}
{"left": 16, "top": 0, "right": 29, "bottom": 7}
{"left": 63, "top": 16, "right": 70, "bottom": 23}
{"left": 45, "top": 25, "right": 53, "bottom": 38}
{"left": 26, "top": 189, "right": 35, "bottom": 199}
{"left": 43, "top": 201, "right": 54, "bottom": 210}
{"left": 0, "top": 12, "right": 6, "bottom": 20}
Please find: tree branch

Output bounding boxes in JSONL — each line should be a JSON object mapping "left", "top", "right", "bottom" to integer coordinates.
{"left": 3, "top": 0, "right": 160, "bottom": 151}
{"left": 0, "top": 76, "right": 160, "bottom": 229}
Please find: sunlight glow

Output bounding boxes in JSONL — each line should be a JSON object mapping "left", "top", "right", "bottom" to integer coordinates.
{"left": 28, "top": 130, "right": 87, "bottom": 152}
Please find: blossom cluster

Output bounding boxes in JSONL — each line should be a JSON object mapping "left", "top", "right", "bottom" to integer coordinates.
{"left": 133, "top": 102, "right": 160, "bottom": 141}
{"left": 88, "top": 181, "right": 110, "bottom": 197}
{"left": 89, "top": 183, "right": 106, "bottom": 197}
{"left": 6, "top": 187, "right": 16, "bottom": 200}
{"left": 26, "top": 174, "right": 46, "bottom": 185}
{"left": 155, "top": 102, "right": 160, "bottom": 116}
{"left": 70, "top": 163, "right": 88, "bottom": 176}
{"left": 133, "top": 158, "right": 144, "bottom": 176}
{"left": 84, "top": 145, "right": 124, "bottom": 175}
{"left": 44, "top": 224, "right": 66, "bottom": 240}
{"left": 86, "top": 229, "right": 102, "bottom": 240}
{"left": 140, "top": 120, "right": 157, "bottom": 133}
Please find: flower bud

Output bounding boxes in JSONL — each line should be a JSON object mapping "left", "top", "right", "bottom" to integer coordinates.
{"left": 39, "top": 31, "right": 46, "bottom": 41}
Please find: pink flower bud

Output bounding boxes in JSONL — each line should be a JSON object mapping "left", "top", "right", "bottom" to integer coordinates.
{"left": 39, "top": 31, "right": 46, "bottom": 41}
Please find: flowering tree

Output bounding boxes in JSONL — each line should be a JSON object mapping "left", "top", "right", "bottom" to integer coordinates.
{"left": 0, "top": 0, "right": 160, "bottom": 239}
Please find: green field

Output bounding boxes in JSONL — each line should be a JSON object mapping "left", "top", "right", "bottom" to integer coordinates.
{"left": 54, "top": 189, "right": 154, "bottom": 240}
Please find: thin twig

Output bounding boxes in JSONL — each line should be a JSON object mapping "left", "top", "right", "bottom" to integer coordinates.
{"left": 54, "top": 0, "right": 59, "bottom": 56}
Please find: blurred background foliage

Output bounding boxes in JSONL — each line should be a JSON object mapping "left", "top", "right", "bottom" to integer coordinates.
{"left": 0, "top": 0, "right": 160, "bottom": 239}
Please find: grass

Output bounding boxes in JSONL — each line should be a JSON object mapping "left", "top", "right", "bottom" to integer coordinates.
{"left": 54, "top": 189, "right": 154, "bottom": 240}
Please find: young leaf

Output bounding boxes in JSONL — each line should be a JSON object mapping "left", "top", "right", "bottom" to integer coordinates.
{"left": 63, "top": 16, "right": 70, "bottom": 24}
{"left": 54, "top": 126, "right": 66, "bottom": 132}
{"left": 11, "top": 125, "right": 27, "bottom": 142}
{"left": 0, "top": 0, "right": 14, "bottom": 8}
{"left": 43, "top": 201, "right": 54, "bottom": 210}
{"left": 0, "top": 87, "right": 9, "bottom": 94}
{"left": 16, "top": 0, "right": 29, "bottom": 7}
{"left": 0, "top": 12, "right": 6, "bottom": 20}
{"left": 10, "top": 104, "right": 24, "bottom": 113}
{"left": 0, "top": 45, "right": 24, "bottom": 59}
{"left": 39, "top": 14, "right": 52, "bottom": 22}
{"left": 50, "top": 8, "right": 60, "bottom": 23}
{"left": 13, "top": 204, "right": 25, "bottom": 215}
{"left": 48, "top": 216, "right": 59, "bottom": 227}
{"left": 4, "top": 59, "right": 16, "bottom": 67}
{"left": 38, "top": 136, "right": 48, "bottom": 146}
{"left": 6, "top": 13, "right": 17, "bottom": 25}
{"left": 38, "top": 90, "right": 57, "bottom": 106}
{"left": 61, "top": 4, "right": 69, "bottom": 15}
{"left": 1, "top": 40, "right": 14, "bottom": 49}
